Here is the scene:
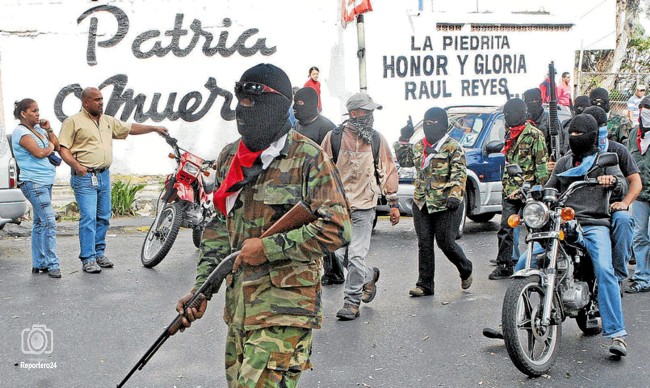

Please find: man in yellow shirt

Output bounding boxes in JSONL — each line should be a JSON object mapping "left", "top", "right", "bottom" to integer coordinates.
{"left": 58, "top": 87, "right": 168, "bottom": 273}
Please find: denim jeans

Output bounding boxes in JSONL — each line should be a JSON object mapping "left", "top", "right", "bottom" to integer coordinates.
{"left": 334, "top": 209, "right": 375, "bottom": 306}
{"left": 611, "top": 210, "right": 634, "bottom": 283}
{"left": 512, "top": 226, "right": 521, "bottom": 261}
{"left": 631, "top": 200, "right": 650, "bottom": 288}
{"left": 70, "top": 169, "right": 111, "bottom": 263}
{"left": 515, "top": 226, "right": 626, "bottom": 338}
{"left": 19, "top": 181, "right": 59, "bottom": 271}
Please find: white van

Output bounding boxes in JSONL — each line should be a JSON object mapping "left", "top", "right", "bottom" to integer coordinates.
{"left": 0, "top": 130, "right": 27, "bottom": 228}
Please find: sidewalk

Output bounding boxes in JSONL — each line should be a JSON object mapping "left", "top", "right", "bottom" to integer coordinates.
{"left": 1, "top": 214, "right": 154, "bottom": 238}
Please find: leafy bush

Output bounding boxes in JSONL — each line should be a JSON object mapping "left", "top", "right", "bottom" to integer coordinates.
{"left": 111, "top": 180, "right": 145, "bottom": 216}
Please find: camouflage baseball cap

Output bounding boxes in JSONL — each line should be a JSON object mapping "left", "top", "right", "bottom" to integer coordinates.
{"left": 346, "top": 93, "right": 383, "bottom": 111}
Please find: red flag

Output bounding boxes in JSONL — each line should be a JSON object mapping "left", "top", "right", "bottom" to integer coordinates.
{"left": 341, "top": 0, "right": 373, "bottom": 28}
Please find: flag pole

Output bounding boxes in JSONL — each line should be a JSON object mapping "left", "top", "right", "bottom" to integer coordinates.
{"left": 356, "top": 13, "right": 367, "bottom": 93}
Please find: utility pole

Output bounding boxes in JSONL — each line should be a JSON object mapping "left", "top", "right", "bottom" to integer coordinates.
{"left": 356, "top": 13, "right": 367, "bottom": 93}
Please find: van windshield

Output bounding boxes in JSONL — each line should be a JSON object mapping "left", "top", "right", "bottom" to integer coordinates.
{"left": 447, "top": 113, "right": 490, "bottom": 148}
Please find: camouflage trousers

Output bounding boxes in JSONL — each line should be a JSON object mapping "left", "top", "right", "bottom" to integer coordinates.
{"left": 225, "top": 325, "right": 313, "bottom": 388}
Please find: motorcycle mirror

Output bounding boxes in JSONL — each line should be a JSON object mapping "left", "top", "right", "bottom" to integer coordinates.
{"left": 594, "top": 152, "right": 619, "bottom": 168}
{"left": 506, "top": 163, "right": 523, "bottom": 177}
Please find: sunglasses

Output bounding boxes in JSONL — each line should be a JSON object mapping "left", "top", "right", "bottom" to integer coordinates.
{"left": 235, "top": 82, "right": 289, "bottom": 100}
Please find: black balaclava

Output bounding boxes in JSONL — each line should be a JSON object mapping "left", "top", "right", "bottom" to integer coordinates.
{"left": 236, "top": 63, "right": 292, "bottom": 152}
{"left": 568, "top": 114, "right": 599, "bottom": 158}
{"left": 523, "top": 88, "right": 544, "bottom": 121}
{"left": 574, "top": 95, "right": 591, "bottom": 115}
{"left": 589, "top": 87, "right": 610, "bottom": 113}
{"left": 293, "top": 87, "right": 319, "bottom": 123}
{"left": 423, "top": 107, "right": 448, "bottom": 144}
{"left": 583, "top": 106, "right": 608, "bottom": 127}
{"left": 639, "top": 95, "right": 650, "bottom": 134}
{"left": 503, "top": 98, "right": 528, "bottom": 127}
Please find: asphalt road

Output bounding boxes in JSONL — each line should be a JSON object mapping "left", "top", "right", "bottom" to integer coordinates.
{"left": 1, "top": 216, "right": 649, "bottom": 388}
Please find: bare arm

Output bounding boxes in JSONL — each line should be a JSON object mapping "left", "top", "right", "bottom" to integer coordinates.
{"left": 39, "top": 120, "right": 60, "bottom": 151}
{"left": 59, "top": 146, "right": 87, "bottom": 176}
{"left": 19, "top": 135, "right": 53, "bottom": 159}
{"left": 611, "top": 173, "right": 642, "bottom": 210}
{"left": 129, "top": 123, "right": 168, "bottom": 136}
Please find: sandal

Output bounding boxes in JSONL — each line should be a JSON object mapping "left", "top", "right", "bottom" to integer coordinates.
{"left": 624, "top": 282, "right": 650, "bottom": 294}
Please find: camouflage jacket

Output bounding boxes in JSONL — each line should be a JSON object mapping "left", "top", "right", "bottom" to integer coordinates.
{"left": 194, "top": 131, "right": 351, "bottom": 331}
{"left": 502, "top": 122, "right": 549, "bottom": 197}
{"left": 608, "top": 114, "right": 634, "bottom": 147}
{"left": 394, "top": 136, "right": 466, "bottom": 213}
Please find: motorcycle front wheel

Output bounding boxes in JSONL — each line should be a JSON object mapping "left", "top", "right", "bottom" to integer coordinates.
{"left": 141, "top": 202, "right": 183, "bottom": 268}
{"left": 192, "top": 227, "right": 203, "bottom": 248}
{"left": 502, "top": 276, "right": 562, "bottom": 377}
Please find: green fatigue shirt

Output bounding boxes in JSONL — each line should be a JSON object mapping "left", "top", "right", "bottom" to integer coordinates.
{"left": 194, "top": 131, "right": 351, "bottom": 331}
{"left": 608, "top": 115, "right": 634, "bottom": 147}
{"left": 394, "top": 136, "right": 467, "bottom": 213}
{"left": 502, "top": 122, "right": 549, "bottom": 197}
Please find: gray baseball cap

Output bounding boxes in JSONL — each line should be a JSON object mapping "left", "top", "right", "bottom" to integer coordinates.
{"left": 346, "top": 93, "right": 383, "bottom": 111}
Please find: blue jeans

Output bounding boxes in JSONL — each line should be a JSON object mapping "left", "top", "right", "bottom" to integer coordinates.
{"left": 611, "top": 210, "right": 634, "bottom": 283}
{"left": 334, "top": 209, "right": 375, "bottom": 306}
{"left": 70, "top": 170, "right": 111, "bottom": 263}
{"left": 20, "top": 181, "right": 59, "bottom": 271}
{"left": 631, "top": 200, "right": 650, "bottom": 288}
{"left": 515, "top": 226, "right": 626, "bottom": 338}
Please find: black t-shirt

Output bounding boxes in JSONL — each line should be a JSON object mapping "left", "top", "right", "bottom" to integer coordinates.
{"left": 295, "top": 115, "right": 336, "bottom": 146}
{"left": 607, "top": 140, "right": 640, "bottom": 177}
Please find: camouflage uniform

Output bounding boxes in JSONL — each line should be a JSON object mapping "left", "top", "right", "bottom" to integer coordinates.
{"left": 495, "top": 122, "right": 548, "bottom": 266}
{"left": 608, "top": 114, "right": 634, "bottom": 147}
{"left": 195, "top": 131, "right": 351, "bottom": 387}
{"left": 394, "top": 137, "right": 466, "bottom": 212}
{"left": 502, "top": 122, "right": 549, "bottom": 197}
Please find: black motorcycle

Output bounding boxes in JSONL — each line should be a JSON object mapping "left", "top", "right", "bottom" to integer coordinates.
{"left": 501, "top": 152, "right": 618, "bottom": 376}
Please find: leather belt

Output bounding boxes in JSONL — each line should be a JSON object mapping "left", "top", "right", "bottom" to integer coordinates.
{"left": 71, "top": 167, "right": 108, "bottom": 176}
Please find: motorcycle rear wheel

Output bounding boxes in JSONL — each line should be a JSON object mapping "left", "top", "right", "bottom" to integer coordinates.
{"left": 192, "top": 227, "right": 203, "bottom": 248}
{"left": 141, "top": 202, "right": 183, "bottom": 268}
{"left": 502, "top": 276, "right": 562, "bottom": 377}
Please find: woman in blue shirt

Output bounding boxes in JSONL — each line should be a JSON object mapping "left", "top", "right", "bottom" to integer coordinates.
{"left": 12, "top": 98, "right": 62, "bottom": 278}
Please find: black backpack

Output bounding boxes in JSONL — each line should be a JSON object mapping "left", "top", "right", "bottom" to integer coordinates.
{"left": 330, "top": 124, "right": 386, "bottom": 203}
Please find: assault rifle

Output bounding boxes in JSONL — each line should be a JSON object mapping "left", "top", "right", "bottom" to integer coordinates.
{"left": 117, "top": 201, "right": 318, "bottom": 387}
{"left": 548, "top": 61, "right": 561, "bottom": 161}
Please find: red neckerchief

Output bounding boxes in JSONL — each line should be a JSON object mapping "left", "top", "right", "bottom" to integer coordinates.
{"left": 637, "top": 127, "right": 644, "bottom": 153}
{"left": 502, "top": 122, "right": 528, "bottom": 155}
{"left": 213, "top": 141, "right": 263, "bottom": 216}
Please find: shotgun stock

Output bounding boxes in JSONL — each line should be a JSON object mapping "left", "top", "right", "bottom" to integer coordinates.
{"left": 117, "top": 201, "right": 318, "bottom": 387}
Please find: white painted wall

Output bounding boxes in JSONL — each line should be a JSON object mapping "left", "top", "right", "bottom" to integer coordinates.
{"left": 0, "top": 0, "right": 615, "bottom": 178}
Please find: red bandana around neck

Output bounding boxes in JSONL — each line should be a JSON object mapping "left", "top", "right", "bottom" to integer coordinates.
{"left": 213, "top": 141, "right": 264, "bottom": 215}
{"left": 502, "top": 122, "right": 528, "bottom": 155}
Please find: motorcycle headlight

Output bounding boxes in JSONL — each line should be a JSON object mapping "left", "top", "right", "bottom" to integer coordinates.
{"left": 182, "top": 162, "right": 200, "bottom": 176}
{"left": 522, "top": 202, "right": 548, "bottom": 229}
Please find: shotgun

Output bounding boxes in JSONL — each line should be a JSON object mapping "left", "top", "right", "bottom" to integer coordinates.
{"left": 117, "top": 201, "right": 318, "bottom": 387}
{"left": 548, "top": 61, "right": 560, "bottom": 161}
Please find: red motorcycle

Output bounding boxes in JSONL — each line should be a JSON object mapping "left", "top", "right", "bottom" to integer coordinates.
{"left": 141, "top": 134, "right": 215, "bottom": 268}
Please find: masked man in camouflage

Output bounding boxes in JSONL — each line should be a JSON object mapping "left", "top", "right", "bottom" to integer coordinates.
{"left": 489, "top": 98, "right": 549, "bottom": 280}
{"left": 172, "top": 64, "right": 351, "bottom": 387}
{"left": 394, "top": 107, "right": 473, "bottom": 296}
